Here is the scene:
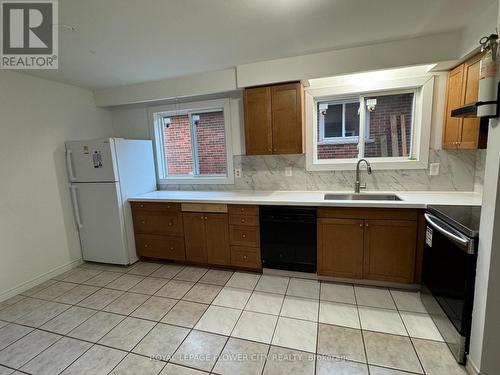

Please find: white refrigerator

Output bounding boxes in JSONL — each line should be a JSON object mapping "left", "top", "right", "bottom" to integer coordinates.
{"left": 65, "top": 138, "right": 156, "bottom": 265}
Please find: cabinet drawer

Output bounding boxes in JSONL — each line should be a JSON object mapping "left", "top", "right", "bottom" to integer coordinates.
{"left": 317, "top": 207, "right": 418, "bottom": 221}
{"left": 228, "top": 205, "right": 259, "bottom": 216}
{"left": 229, "top": 226, "right": 260, "bottom": 247}
{"left": 135, "top": 235, "right": 185, "bottom": 261}
{"left": 131, "top": 201, "right": 180, "bottom": 212}
{"left": 230, "top": 246, "right": 261, "bottom": 269}
{"left": 133, "top": 212, "right": 183, "bottom": 236}
{"left": 229, "top": 215, "right": 259, "bottom": 226}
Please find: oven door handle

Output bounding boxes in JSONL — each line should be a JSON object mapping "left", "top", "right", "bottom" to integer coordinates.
{"left": 424, "top": 213, "right": 473, "bottom": 253}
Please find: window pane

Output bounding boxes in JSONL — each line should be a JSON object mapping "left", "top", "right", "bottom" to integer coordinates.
{"left": 364, "top": 93, "right": 414, "bottom": 158}
{"left": 162, "top": 114, "right": 194, "bottom": 176}
{"left": 193, "top": 110, "right": 227, "bottom": 175}
{"left": 324, "top": 104, "right": 342, "bottom": 138}
{"left": 344, "top": 102, "right": 360, "bottom": 137}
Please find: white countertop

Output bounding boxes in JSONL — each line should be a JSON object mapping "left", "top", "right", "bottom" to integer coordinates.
{"left": 129, "top": 190, "right": 482, "bottom": 208}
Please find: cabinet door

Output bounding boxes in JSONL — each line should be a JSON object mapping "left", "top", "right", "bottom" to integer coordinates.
{"left": 205, "top": 214, "right": 230, "bottom": 266}
{"left": 363, "top": 220, "right": 417, "bottom": 283}
{"left": 442, "top": 65, "right": 464, "bottom": 149}
{"left": 271, "top": 83, "right": 303, "bottom": 154}
{"left": 183, "top": 213, "right": 207, "bottom": 263}
{"left": 244, "top": 86, "right": 273, "bottom": 155}
{"left": 317, "top": 218, "right": 364, "bottom": 278}
{"left": 460, "top": 56, "right": 481, "bottom": 149}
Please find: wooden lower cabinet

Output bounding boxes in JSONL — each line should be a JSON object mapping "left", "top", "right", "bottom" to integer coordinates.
{"left": 363, "top": 220, "right": 417, "bottom": 283}
{"left": 135, "top": 234, "right": 185, "bottom": 261}
{"left": 317, "top": 208, "right": 420, "bottom": 283}
{"left": 182, "top": 212, "right": 230, "bottom": 266}
{"left": 317, "top": 218, "right": 364, "bottom": 279}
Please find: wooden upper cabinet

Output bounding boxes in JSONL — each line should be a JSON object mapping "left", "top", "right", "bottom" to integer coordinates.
{"left": 443, "top": 64, "right": 465, "bottom": 149}
{"left": 460, "top": 55, "right": 482, "bottom": 149}
{"left": 183, "top": 213, "right": 207, "bottom": 264}
{"left": 363, "top": 220, "right": 417, "bottom": 283}
{"left": 205, "top": 214, "right": 230, "bottom": 266}
{"left": 244, "top": 82, "right": 303, "bottom": 155}
{"left": 443, "top": 53, "right": 484, "bottom": 149}
{"left": 317, "top": 218, "right": 364, "bottom": 279}
{"left": 271, "top": 83, "right": 304, "bottom": 154}
{"left": 244, "top": 86, "right": 273, "bottom": 155}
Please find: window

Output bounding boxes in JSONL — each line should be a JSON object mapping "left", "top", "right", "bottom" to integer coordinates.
{"left": 306, "top": 73, "right": 434, "bottom": 171}
{"left": 151, "top": 99, "right": 234, "bottom": 184}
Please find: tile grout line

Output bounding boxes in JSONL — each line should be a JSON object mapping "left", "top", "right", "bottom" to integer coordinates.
{"left": 353, "top": 283, "right": 371, "bottom": 375}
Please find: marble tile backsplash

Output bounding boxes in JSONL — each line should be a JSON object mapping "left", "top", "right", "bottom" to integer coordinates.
{"left": 474, "top": 149, "right": 487, "bottom": 194}
{"left": 159, "top": 150, "right": 481, "bottom": 192}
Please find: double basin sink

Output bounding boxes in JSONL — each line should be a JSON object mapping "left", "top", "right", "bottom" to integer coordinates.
{"left": 324, "top": 193, "right": 402, "bottom": 201}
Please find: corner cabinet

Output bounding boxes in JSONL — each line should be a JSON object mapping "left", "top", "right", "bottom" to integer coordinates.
{"left": 443, "top": 53, "right": 487, "bottom": 149}
{"left": 244, "top": 82, "right": 304, "bottom": 155}
{"left": 317, "top": 208, "right": 421, "bottom": 284}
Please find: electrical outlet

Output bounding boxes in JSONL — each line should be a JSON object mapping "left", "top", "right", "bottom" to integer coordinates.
{"left": 234, "top": 168, "right": 242, "bottom": 178}
{"left": 429, "top": 163, "right": 440, "bottom": 176}
{"left": 285, "top": 166, "right": 293, "bottom": 177}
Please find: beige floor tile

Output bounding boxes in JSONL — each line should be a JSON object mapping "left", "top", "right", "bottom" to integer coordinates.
{"left": 358, "top": 306, "right": 407, "bottom": 336}
{"left": 20, "top": 281, "right": 56, "bottom": 297}
{"left": 262, "top": 346, "right": 315, "bottom": 375}
{"left": 232, "top": 311, "right": 278, "bottom": 344}
{"left": 109, "top": 353, "right": 165, "bottom": 375}
{"left": 212, "top": 287, "right": 251, "bottom": 309}
{"left": 390, "top": 290, "right": 426, "bottom": 313}
{"left": 226, "top": 272, "right": 260, "bottom": 290}
{"left": 171, "top": 330, "right": 227, "bottom": 372}
{"left": 15, "top": 301, "right": 69, "bottom": 328}
{"left": 127, "top": 262, "right": 162, "bottom": 276}
{"left": 68, "top": 311, "right": 124, "bottom": 342}
{"left": 98, "top": 317, "right": 155, "bottom": 351}
{"left": 272, "top": 317, "right": 317, "bottom": 353}
{"left": 319, "top": 301, "right": 360, "bottom": 329}
{"left": 316, "top": 358, "right": 368, "bottom": 375}
{"left": 131, "top": 296, "right": 177, "bottom": 321}
{"left": 245, "top": 291, "right": 284, "bottom": 315}
{"left": 155, "top": 280, "right": 194, "bottom": 299}
{"left": 400, "top": 312, "right": 443, "bottom": 341}
{"left": 31, "top": 282, "right": 77, "bottom": 301}
{"left": 77, "top": 288, "right": 124, "bottom": 310}
{"left": 182, "top": 283, "right": 222, "bottom": 304}
{"left": 280, "top": 296, "right": 318, "bottom": 321}
{"left": 363, "top": 331, "right": 423, "bottom": 374}
{"left": 195, "top": 305, "right": 241, "bottom": 335}
{"left": 320, "top": 282, "right": 356, "bottom": 304}
{"left": 83, "top": 272, "right": 121, "bottom": 287}
{"left": 161, "top": 300, "right": 208, "bottom": 328}
{"left": 317, "top": 323, "right": 366, "bottom": 362}
{"left": 199, "top": 269, "right": 233, "bottom": 286}
{"left": 0, "top": 298, "right": 47, "bottom": 322}
{"left": 62, "top": 269, "right": 102, "bottom": 284}
{"left": 129, "top": 277, "right": 169, "bottom": 295}
{"left": 60, "top": 344, "right": 126, "bottom": 375}
{"left": 255, "top": 275, "right": 289, "bottom": 294}
{"left": 213, "top": 337, "right": 268, "bottom": 375}
{"left": 286, "top": 278, "right": 320, "bottom": 299}
{"left": 133, "top": 323, "right": 189, "bottom": 360}
{"left": 174, "top": 267, "right": 208, "bottom": 282}
{"left": 102, "top": 292, "right": 149, "bottom": 315}
{"left": 412, "top": 338, "right": 468, "bottom": 375}
{"left": 106, "top": 274, "right": 145, "bottom": 291}
{"left": 0, "top": 324, "right": 33, "bottom": 351}
{"left": 160, "top": 363, "right": 208, "bottom": 374}
{"left": 369, "top": 366, "right": 416, "bottom": 375}
{"left": 55, "top": 285, "right": 100, "bottom": 304}
{"left": 150, "top": 264, "right": 184, "bottom": 279}
{"left": 41, "top": 306, "right": 96, "bottom": 335}
{"left": 355, "top": 286, "right": 396, "bottom": 310}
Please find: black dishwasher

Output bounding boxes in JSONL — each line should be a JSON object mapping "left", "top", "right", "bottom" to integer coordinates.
{"left": 260, "top": 206, "right": 317, "bottom": 273}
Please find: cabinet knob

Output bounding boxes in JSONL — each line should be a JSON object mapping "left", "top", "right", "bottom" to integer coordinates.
{"left": 365, "top": 223, "right": 369, "bottom": 227}
{"left": 204, "top": 216, "right": 208, "bottom": 220}
{"left": 170, "top": 247, "right": 174, "bottom": 251}
{"left": 240, "top": 208, "right": 244, "bottom": 212}
{"left": 243, "top": 255, "right": 248, "bottom": 260}
{"left": 140, "top": 204, "right": 144, "bottom": 208}
{"left": 168, "top": 222, "right": 173, "bottom": 226}
{"left": 167, "top": 205, "right": 171, "bottom": 209}
{"left": 144, "top": 244, "right": 149, "bottom": 248}
{"left": 359, "top": 223, "right": 363, "bottom": 227}
{"left": 201, "top": 216, "right": 204, "bottom": 220}
{"left": 242, "top": 234, "right": 246, "bottom": 238}
{"left": 241, "top": 218, "right": 246, "bottom": 223}
{"left": 141, "top": 221, "right": 145, "bottom": 224}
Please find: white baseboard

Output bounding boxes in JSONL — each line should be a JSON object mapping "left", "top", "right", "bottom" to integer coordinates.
{"left": 0, "top": 258, "right": 83, "bottom": 302}
{"left": 466, "top": 358, "right": 481, "bottom": 375}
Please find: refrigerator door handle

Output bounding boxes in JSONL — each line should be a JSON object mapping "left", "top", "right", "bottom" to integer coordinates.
{"left": 66, "top": 149, "right": 76, "bottom": 182}
{"left": 70, "top": 185, "right": 83, "bottom": 229}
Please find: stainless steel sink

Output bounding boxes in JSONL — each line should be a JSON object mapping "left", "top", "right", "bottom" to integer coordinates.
{"left": 324, "top": 193, "right": 402, "bottom": 201}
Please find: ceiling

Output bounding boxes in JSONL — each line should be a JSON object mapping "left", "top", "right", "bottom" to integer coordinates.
{"left": 26, "top": 0, "right": 496, "bottom": 90}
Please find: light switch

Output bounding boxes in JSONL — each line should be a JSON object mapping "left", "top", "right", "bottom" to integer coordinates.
{"left": 429, "top": 163, "right": 440, "bottom": 176}
{"left": 285, "top": 166, "right": 293, "bottom": 177}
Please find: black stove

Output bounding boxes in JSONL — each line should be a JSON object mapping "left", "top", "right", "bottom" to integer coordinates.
{"left": 427, "top": 205, "right": 481, "bottom": 238}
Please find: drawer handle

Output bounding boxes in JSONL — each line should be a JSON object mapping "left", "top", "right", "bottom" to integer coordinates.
{"left": 168, "top": 222, "right": 173, "bottom": 226}
{"left": 241, "top": 219, "right": 246, "bottom": 223}
{"left": 242, "top": 234, "right": 246, "bottom": 238}
{"left": 144, "top": 244, "right": 149, "bottom": 248}
{"left": 243, "top": 255, "right": 248, "bottom": 260}
{"left": 170, "top": 247, "right": 174, "bottom": 251}
{"left": 140, "top": 204, "right": 144, "bottom": 208}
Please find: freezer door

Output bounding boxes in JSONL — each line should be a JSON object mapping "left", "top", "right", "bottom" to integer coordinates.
{"left": 65, "top": 139, "right": 119, "bottom": 182}
{"left": 71, "top": 182, "right": 130, "bottom": 265}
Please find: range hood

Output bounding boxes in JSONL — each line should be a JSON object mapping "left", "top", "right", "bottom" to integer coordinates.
{"left": 451, "top": 98, "right": 499, "bottom": 119}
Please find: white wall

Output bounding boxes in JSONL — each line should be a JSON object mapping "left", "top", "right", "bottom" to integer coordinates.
{"left": 0, "top": 71, "right": 113, "bottom": 300}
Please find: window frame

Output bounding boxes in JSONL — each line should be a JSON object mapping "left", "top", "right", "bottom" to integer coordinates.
{"left": 149, "top": 98, "right": 234, "bottom": 185}
{"left": 305, "top": 76, "right": 434, "bottom": 171}
{"left": 318, "top": 98, "right": 361, "bottom": 145}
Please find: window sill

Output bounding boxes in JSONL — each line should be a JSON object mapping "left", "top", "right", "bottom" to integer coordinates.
{"left": 318, "top": 137, "right": 375, "bottom": 145}
{"left": 158, "top": 175, "right": 234, "bottom": 185}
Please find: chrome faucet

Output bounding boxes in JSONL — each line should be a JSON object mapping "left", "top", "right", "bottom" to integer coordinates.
{"left": 355, "top": 159, "right": 372, "bottom": 193}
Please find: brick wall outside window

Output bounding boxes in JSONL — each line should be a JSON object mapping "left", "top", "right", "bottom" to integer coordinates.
{"left": 317, "top": 93, "right": 413, "bottom": 160}
{"left": 162, "top": 111, "right": 226, "bottom": 176}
